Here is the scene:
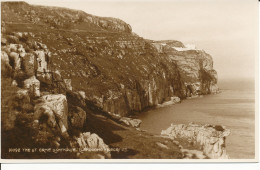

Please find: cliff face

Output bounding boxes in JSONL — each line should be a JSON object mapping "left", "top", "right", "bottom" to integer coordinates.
{"left": 1, "top": 1, "right": 217, "bottom": 118}
{"left": 151, "top": 40, "right": 219, "bottom": 96}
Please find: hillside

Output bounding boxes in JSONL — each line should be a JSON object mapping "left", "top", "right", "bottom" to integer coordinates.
{"left": 1, "top": 1, "right": 219, "bottom": 159}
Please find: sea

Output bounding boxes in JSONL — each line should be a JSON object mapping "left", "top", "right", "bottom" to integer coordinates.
{"left": 138, "top": 79, "right": 256, "bottom": 159}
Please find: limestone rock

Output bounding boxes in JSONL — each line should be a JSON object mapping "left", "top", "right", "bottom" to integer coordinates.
{"left": 9, "top": 52, "right": 21, "bottom": 70}
{"left": 161, "top": 123, "right": 230, "bottom": 159}
{"left": 78, "top": 91, "right": 86, "bottom": 99}
{"left": 69, "top": 106, "right": 86, "bottom": 129}
{"left": 35, "top": 50, "right": 48, "bottom": 72}
{"left": 171, "top": 96, "right": 181, "bottom": 103}
{"left": 64, "top": 79, "right": 72, "bottom": 91}
{"left": 23, "top": 53, "right": 36, "bottom": 76}
{"left": 53, "top": 70, "right": 62, "bottom": 81}
{"left": 119, "top": 117, "right": 142, "bottom": 128}
{"left": 73, "top": 132, "right": 111, "bottom": 158}
{"left": 24, "top": 76, "right": 40, "bottom": 97}
{"left": 34, "top": 94, "right": 68, "bottom": 135}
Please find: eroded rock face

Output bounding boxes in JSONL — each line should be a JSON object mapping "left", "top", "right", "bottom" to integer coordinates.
{"left": 152, "top": 41, "right": 218, "bottom": 95}
{"left": 161, "top": 123, "right": 230, "bottom": 159}
{"left": 34, "top": 94, "right": 68, "bottom": 135}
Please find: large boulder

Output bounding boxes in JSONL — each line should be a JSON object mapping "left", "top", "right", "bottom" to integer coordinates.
{"left": 72, "top": 132, "right": 111, "bottom": 158}
{"left": 9, "top": 52, "right": 21, "bottom": 70}
{"left": 23, "top": 53, "right": 36, "bottom": 76}
{"left": 119, "top": 117, "right": 142, "bottom": 128}
{"left": 34, "top": 94, "right": 68, "bottom": 135}
{"left": 161, "top": 123, "right": 230, "bottom": 159}
{"left": 24, "top": 76, "right": 40, "bottom": 97}
{"left": 68, "top": 106, "right": 86, "bottom": 129}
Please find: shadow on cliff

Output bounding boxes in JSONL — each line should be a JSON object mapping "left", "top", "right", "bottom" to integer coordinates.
{"left": 82, "top": 109, "right": 140, "bottom": 158}
{"left": 83, "top": 112, "right": 125, "bottom": 145}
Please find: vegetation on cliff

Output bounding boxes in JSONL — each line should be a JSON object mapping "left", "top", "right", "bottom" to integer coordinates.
{"left": 1, "top": 1, "right": 219, "bottom": 159}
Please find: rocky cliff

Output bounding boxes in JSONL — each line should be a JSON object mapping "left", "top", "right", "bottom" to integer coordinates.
{"left": 161, "top": 123, "right": 230, "bottom": 159}
{"left": 151, "top": 40, "right": 219, "bottom": 96}
{"left": 1, "top": 1, "right": 219, "bottom": 159}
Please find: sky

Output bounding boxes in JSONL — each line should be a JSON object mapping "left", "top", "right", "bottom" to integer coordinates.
{"left": 14, "top": 0, "right": 258, "bottom": 81}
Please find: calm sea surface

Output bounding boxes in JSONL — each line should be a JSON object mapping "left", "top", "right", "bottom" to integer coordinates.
{"left": 138, "top": 79, "right": 255, "bottom": 159}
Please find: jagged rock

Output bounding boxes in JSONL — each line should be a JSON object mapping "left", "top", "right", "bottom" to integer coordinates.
{"left": 64, "top": 79, "right": 72, "bottom": 91}
{"left": 35, "top": 50, "right": 48, "bottom": 72}
{"left": 171, "top": 96, "right": 181, "bottom": 103}
{"left": 78, "top": 91, "right": 86, "bottom": 99}
{"left": 73, "top": 132, "right": 111, "bottom": 158}
{"left": 34, "top": 50, "right": 52, "bottom": 84}
{"left": 161, "top": 123, "right": 230, "bottom": 159}
{"left": 69, "top": 106, "right": 86, "bottom": 129}
{"left": 23, "top": 53, "right": 36, "bottom": 76}
{"left": 53, "top": 70, "right": 62, "bottom": 81}
{"left": 119, "top": 117, "right": 142, "bottom": 128}
{"left": 34, "top": 94, "right": 68, "bottom": 135}
{"left": 9, "top": 52, "right": 21, "bottom": 70}
{"left": 66, "top": 91, "right": 86, "bottom": 108}
{"left": 153, "top": 41, "right": 218, "bottom": 96}
{"left": 23, "top": 76, "right": 40, "bottom": 97}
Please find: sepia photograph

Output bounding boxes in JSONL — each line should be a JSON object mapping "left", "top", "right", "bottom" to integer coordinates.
{"left": 0, "top": 0, "right": 258, "bottom": 162}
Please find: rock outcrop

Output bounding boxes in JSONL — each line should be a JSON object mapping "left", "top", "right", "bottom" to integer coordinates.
{"left": 34, "top": 94, "right": 69, "bottom": 135}
{"left": 151, "top": 41, "right": 219, "bottom": 96}
{"left": 119, "top": 117, "right": 142, "bottom": 128}
{"left": 23, "top": 76, "right": 40, "bottom": 97}
{"left": 68, "top": 106, "right": 87, "bottom": 129}
{"left": 71, "top": 132, "right": 111, "bottom": 158}
{"left": 161, "top": 123, "right": 230, "bottom": 159}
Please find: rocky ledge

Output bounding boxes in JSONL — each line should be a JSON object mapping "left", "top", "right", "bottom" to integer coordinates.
{"left": 161, "top": 123, "right": 231, "bottom": 159}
